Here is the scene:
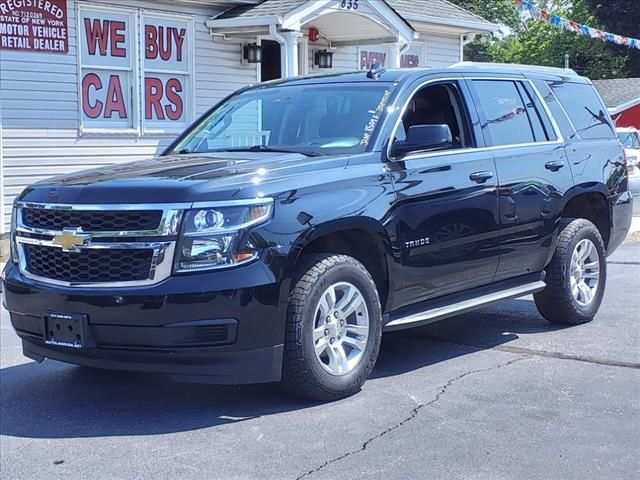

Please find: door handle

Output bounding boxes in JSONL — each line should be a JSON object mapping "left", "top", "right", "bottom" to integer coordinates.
{"left": 545, "top": 160, "right": 565, "bottom": 172}
{"left": 469, "top": 171, "right": 493, "bottom": 183}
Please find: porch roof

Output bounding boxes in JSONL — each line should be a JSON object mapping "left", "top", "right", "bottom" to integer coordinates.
{"left": 214, "top": 0, "right": 496, "bottom": 33}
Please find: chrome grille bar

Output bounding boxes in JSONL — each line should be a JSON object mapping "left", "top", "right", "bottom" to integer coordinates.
{"left": 13, "top": 202, "right": 188, "bottom": 288}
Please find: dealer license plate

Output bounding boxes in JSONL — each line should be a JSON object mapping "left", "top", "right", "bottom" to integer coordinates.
{"left": 45, "top": 312, "right": 87, "bottom": 349}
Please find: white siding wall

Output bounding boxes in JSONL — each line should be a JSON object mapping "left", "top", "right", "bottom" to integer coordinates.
{"left": 329, "top": 46, "right": 359, "bottom": 72}
{"left": 422, "top": 32, "right": 461, "bottom": 67}
{"left": 307, "top": 39, "right": 358, "bottom": 74}
{"left": 0, "top": 0, "right": 257, "bottom": 231}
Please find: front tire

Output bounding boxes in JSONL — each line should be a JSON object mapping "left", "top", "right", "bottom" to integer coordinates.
{"left": 534, "top": 219, "right": 606, "bottom": 325}
{"left": 282, "top": 254, "right": 382, "bottom": 401}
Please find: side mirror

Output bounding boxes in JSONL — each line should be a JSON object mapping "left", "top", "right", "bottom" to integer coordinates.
{"left": 391, "top": 124, "right": 452, "bottom": 159}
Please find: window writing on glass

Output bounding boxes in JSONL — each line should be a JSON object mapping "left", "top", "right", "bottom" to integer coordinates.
{"left": 473, "top": 80, "right": 538, "bottom": 146}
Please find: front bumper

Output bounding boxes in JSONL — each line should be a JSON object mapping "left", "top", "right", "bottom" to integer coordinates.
{"left": 2, "top": 258, "right": 288, "bottom": 384}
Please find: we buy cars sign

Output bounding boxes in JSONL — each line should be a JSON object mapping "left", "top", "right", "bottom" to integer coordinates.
{"left": 0, "top": 0, "right": 69, "bottom": 53}
{"left": 79, "top": 7, "right": 190, "bottom": 130}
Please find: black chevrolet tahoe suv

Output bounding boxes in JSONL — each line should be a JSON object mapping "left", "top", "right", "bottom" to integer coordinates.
{"left": 3, "top": 63, "right": 633, "bottom": 400}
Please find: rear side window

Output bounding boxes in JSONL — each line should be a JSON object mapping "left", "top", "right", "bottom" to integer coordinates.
{"left": 532, "top": 79, "right": 576, "bottom": 139}
{"left": 547, "top": 81, "right": 615, "bottom": 140}
{"left": 472, "top": 80, "right": 543, "bottom": 146}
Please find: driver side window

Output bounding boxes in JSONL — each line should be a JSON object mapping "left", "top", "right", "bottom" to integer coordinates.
{"left": 396, "top": 82, "right": 471, "bottom": 149}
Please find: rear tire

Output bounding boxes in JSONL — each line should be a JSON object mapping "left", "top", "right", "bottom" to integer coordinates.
{"left": 282, "top": 254, "right": 382, "bottom": 401}
{"left": 534, "top": 219, "right": 606, "bottom": 325}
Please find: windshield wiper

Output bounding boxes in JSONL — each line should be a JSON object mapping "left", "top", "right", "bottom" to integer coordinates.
{"left": 211, "top": 145, "right": 323, "bottom": 157}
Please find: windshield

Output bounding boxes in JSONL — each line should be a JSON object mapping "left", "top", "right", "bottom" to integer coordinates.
{"left": 618, "top": 131, "right": 640, "bottom": 149}
{"left": 172, "top": 83, "right": 394, "bottom": 156}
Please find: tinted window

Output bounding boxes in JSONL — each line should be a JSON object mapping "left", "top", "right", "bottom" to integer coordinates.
{"left": 516, "top": 82, "right": 549, "bottom": 142}
{"left": 618, "top": 131, "right": 639, "bottom": 149}
{"left": 532, "top": 79, "right": 576, "bottom": 139}
{"left": 395, "top": 82, "right": 472, "bottom": 149}
{"left": 173, "top": 84, "right": 394, "bottom": 156}
{"left": 547, "top": 81, "right": 615, "bottom": 140}
{"left": 473, "top": 80, "right": 536, "bottom": 146}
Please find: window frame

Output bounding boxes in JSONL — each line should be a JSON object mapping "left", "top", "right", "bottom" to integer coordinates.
{"left": 140, "top": 10, "right": 196, "bottom": 136}
{"left": 77, "top": 4, "right": 195, "bottom": 137}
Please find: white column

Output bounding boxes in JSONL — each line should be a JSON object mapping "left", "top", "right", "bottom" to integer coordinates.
{"left": 280, "top": 30, "right": 303, "bottom": 78}
{"left": 388, "top": 42, "right": 401, "bottom": 68}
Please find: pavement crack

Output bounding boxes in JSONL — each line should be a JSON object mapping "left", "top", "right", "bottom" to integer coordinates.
{"left": 493, "top": 345, "right": 640, "bottom": 369}
{"left": 424, "top": 336, "right": 640, "bottom": 370}
{"left": 294, "top": 356, "right": 528, "bottom": 480}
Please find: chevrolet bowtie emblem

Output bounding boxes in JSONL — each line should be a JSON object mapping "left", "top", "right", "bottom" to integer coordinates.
{"left": 52, "top": 228, "right": 92, "bottom": 252}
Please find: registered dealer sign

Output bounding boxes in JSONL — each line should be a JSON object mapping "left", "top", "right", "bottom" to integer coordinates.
{"left": 0, "top": 0, "right": 69, "bottom": 53}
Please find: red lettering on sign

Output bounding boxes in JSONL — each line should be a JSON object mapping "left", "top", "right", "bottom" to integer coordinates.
{"left": 81, "top": 73, "right": 103, "bottom": 119}
{"left": 145, "top": 25, "right": 186, "bottom": 62}
{"left": 158, "top": 26, "right": 172, "bottom": 61}
{"left": 145, "top": 77, "right": 164, "bottom": 120}
{"left": 165, "top": 78, "right": 183, "bottom": 120}
{"left": 400, "top": 54, "right": 419, "bottom": 68}
{"left": 84, "top": 18, "right": 126, "bottom": 56}
{"left": 360, "top": 51, "right": 386, "bottom": 70}
{"left": 104, "top": 75, "right": 127, "bottom": 119}
{"left": 173, "top": 28, "right": 186, "bottom": 62}
{"left": 110, "top": 21, "right": 126, "bottom": 57}
{"left": 145, "top": 25, "right": 158, "bottom": 59}
{"left": 84, "top": 18, "right": 109, "bottom": 56}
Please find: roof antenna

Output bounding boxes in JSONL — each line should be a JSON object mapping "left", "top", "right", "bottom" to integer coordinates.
{"left": 367, "top": 62, "right": 386, "bottom": 79}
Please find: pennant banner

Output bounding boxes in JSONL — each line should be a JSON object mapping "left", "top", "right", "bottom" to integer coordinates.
{"left": 513, "top": 0, "right": 640, "bottom": 50}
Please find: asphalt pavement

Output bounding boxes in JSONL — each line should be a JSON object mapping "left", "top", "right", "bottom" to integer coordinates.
{"left": 1, "top": 243, "right": 639, "bottom": 480}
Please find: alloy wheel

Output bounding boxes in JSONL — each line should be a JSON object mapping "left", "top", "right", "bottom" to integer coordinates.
{"left": 312, "top": 281, "right": 370, "bottom": 376}
{"left": 570, "top": 238, "right": 600, "bottom": 307}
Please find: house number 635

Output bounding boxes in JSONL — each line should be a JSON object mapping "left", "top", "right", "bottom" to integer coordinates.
{"left": 340, "top": 0, "right": 359, "bottom": 10}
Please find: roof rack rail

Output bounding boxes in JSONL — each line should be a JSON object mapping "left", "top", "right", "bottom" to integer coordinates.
{"left": 449, "top": 61, "right": 578, "bottom": 76}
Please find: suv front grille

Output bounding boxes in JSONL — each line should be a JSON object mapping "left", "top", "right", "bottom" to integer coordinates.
{"left": 24, "top": 244, "right": 154, "bottom": 283}
{"left": 22, "top": 208, "right": 162, "bottom": 232}
{"left": 15, "top": 202, "right": 183, "bottom": 286}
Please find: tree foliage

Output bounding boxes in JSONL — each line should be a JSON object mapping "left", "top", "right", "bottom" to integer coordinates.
{"left": 450, "top": 0, "right": 631, "bottom": 79}
{"left": 585, "top": 0, "right": 640, "bottom": 76}
{"left": 449, "top": 0, "right": 522, "bottom": 31}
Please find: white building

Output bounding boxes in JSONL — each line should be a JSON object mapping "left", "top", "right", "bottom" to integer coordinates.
{"left": 0, "top": 0, "right": 495, "bottom": 231}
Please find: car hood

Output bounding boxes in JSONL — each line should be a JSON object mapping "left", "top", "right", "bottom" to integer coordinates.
{"left": 18, "top": 152, "right": 350, "bottom": 205}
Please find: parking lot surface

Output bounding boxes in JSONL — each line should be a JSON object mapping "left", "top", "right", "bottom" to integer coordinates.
{"left": 1, "top": 242, "right": 639, "bottom": 480}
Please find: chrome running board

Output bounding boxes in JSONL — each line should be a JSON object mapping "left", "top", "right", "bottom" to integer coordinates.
{"left": 384, "top": 279, "right": 546, "bottom": 332}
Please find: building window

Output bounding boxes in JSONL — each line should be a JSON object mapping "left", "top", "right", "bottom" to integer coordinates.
{"left": 78, "top": 5, "right": 193, "bottom": 135}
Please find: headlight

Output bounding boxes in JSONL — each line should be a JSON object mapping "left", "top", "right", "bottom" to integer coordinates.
{"left": 175, "top": 199, "right": 273, "bottom": 272}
